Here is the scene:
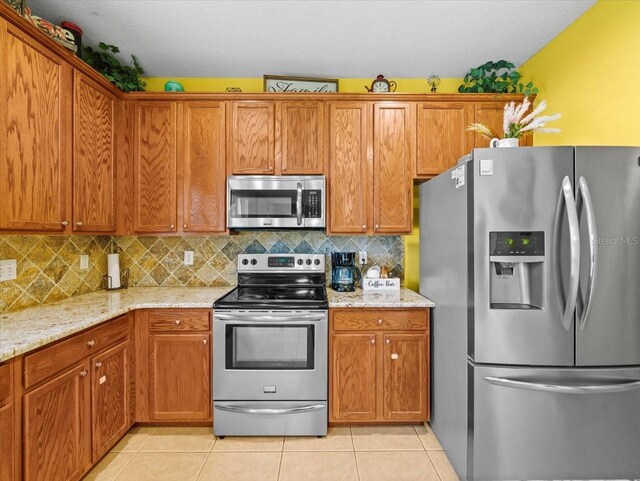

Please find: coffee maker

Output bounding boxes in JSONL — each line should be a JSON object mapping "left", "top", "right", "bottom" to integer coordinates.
{"left": 331, "top": 252, "right": 361, "bottom": 292}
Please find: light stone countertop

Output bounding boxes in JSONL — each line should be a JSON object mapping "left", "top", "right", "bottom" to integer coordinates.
{"left": 328, "top": 287, "right": 435, "bottom": 309}
{"left": 0, "top": 286, "right": 434, "bottom": 363}
{"left": 0, "top": 286, "right": 234, "bottom": 362}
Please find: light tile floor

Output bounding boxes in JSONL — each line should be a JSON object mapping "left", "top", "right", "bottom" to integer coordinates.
{"left": 82, "top": 424, "right": 460, "bottom": 481}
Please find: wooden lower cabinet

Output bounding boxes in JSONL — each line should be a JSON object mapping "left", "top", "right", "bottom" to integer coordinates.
{"left": 330, "top": 309, "right": 429, "bottom": 424}
{"left": 91, "top": 340, "right": 130, "bottom": 461}
{"left": 0, "top": 360, "right": 18, "bottom": 481}
{"left": 149, "top": 333, "right": 211, "bottom": 421}
{"left": 23, "top": 362, "right": 91, "bottom": 481}
{"left": 383, "top": 333, "right": 429, "bottom": 421}
{"left": 330, "top": 333, "right": 378, "bottom": 421}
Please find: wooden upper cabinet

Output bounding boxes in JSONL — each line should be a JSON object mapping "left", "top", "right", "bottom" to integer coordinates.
{"left": 0, "top": 22, "right": 72, "bottom": 232}
{"left": 328, "top": 102, "right": 371, "bottom": 234}
{"left": 383, "top": 333, "right": 429, "bottom": 421}
{"left": 372, "top": 102, "right": 414, "bottom": 234}
{"left": 330, "top": 333, "right": 377, "bottom": 422}
{"left": 182, "top": 102, "right": 226, "bottom": 233}
{"left": 278, "top": 101, "right": 325, "bottom": 174}
{"left": 23, "top": 362, "right": 91, "bottom": 481}
{"left": 133, "top": 101, "right": 178, "bottom": 233}
{"left": 416, "top": 102, "right": 473, "bottom": 176}
{"left": 229, "top": 101, "right": 275, "bottom": 174}
{"left": 73, "top": 71, "right": 116, "bottom": 232}
{"left": 149, "top": 333, "right": 211, "bottom": 421}
{"left": 91, "top": 340, "right": 130, "bottom": 462}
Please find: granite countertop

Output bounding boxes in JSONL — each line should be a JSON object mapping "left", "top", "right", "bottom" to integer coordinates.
{"left": 0, "top": 286, "right": 234, "bottom": 362}
{"left": 0, "top": 286, "right": 434, "bottom": 363}
{"left": 328, "top": 287, "right": 435, "bottom": 309}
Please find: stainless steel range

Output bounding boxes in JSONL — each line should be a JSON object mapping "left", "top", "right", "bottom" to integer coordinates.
{"left": 212, "top": 253, "right": 328, "bottom": 436}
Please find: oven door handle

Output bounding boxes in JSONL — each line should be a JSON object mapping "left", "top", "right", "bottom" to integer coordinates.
{"left": 214, "top": 313, "right": 327, "bottom": 322}
{"left": 215, "top": 403, "right": 326, "bottom": 415}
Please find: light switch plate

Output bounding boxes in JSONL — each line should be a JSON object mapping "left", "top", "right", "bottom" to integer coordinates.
{"left": 0, "top": 259, "right": 17, "bottom": 281}
{"left": 184, "top": 251, "right": 194, "bottom": 266}
{"left": 79, "top": 255, "right": 89, "bottom": 270}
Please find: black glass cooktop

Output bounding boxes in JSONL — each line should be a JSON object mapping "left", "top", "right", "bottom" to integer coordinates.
{"left": 214, "top": 285, "right": 328, "bottom": 310}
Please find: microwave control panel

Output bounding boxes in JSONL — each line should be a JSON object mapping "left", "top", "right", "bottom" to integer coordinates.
{"left": 303, "top": 190, "right": 322, "bottom": 218}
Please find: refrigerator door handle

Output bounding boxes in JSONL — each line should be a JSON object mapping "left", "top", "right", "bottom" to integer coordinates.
{"left": 484, "top": 376, "right": 640, "bottom": 394}
{"left": 576, "top": 176, "right": 598, "bottom": 331}
{"left": 553, "top": 176, "right": 580, "bottom": 331}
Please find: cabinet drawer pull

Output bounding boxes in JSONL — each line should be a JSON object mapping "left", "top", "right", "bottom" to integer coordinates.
{"left": 391, "top": 353, "right": 399, "bottom": 360}
{"left": 87, "top": 340, "right": 96, "bottom": 347}
{"left": 175, "top": 320, "right": 181, "bottom": 325}
{"left": 79, "top": 370, "right": 88, "bottom": 377}
{"left": 377, "top": 319, "right": 383, "bottom": 325}
{"left": 95, "top": 362, "right": 103, "bottom": 369}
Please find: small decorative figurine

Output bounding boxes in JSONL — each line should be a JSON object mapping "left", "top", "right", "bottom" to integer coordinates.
{"left": 427, "top": 75, "right": 441, "bottom": 93}
{"left": 365, "top": 74, "right": 397, "bottom": 93}
{"left": 164, "top": 80, "right": 185, "bottom": 92}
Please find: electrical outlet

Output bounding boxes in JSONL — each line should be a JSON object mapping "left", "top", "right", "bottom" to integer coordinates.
{"left": 359, "top": 251, "right": 367, "bottom": 265}
{"left": 184, "top": 251, "right": 194, "bottom": 266}
{"left": 79, "top": 255, "right": 89, "bottom": 270}
{"left": 0, "top": 259, "right": 17, "bottom": 281}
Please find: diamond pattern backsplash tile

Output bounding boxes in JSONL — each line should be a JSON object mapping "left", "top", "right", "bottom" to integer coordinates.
{"left": 0, "top": 232, "right": 404, "bottom": 312}
{"left": 0, "top": 235, "right": 112, "bottom": 312}
{"left": 114, "top": 232, "right": 405, "bottom": 289}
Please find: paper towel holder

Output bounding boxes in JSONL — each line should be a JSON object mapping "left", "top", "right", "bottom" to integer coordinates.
{"left": 103, "top": 268, "right": 130, "bottom": 291}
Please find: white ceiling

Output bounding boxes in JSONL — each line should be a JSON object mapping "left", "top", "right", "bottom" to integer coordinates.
{"left": 27, "top": 0, "right": 595, "bottom": 78}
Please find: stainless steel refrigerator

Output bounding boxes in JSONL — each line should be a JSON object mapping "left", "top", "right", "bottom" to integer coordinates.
{"left": 420, "top": 146, "right": 640, "bottom": 481}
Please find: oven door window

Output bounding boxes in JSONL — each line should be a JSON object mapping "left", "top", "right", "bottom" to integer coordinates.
{"left": 229, "top": 190, "right": 297, "bottom": 219}
{"left": 226, "top": 324, "right": 314, "bottom": 370}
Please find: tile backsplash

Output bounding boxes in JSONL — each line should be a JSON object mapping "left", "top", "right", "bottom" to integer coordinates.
{"left": 0, "top": 235, "right": 112, "bottom": 312}
{"left": 0, "top": 232, "right": 404, "bottom": 312}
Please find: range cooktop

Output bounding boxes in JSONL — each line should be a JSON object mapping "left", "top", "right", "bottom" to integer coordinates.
{"left": 213, "top": 254, "right": 329, "bottom": 311}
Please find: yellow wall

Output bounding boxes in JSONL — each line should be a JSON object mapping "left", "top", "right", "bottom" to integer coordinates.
{"left": 143, "top": 77, "right": 462, "bottom": 94}
{"left": 519, "top": 0, "right": 640, "bottom": 146}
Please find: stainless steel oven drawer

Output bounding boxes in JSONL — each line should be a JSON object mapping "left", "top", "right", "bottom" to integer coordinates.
{"left": 213, "top": 401, "right": 327, "bottom": 436}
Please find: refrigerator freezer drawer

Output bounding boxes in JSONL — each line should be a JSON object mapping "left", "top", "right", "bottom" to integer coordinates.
{"left": 471, "top": 364, "right": 640, "bottom": 481}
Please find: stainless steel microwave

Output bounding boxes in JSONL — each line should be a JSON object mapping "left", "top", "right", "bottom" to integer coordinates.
{"left": 227, "top": 176, "right": 325, "bottom": 229}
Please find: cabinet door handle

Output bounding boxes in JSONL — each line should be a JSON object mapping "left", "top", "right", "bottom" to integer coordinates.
{"left": 268, "top": 166, "right": 274, "bottom": 172}
{"left": 175, "top": 320, "right": 181, "bottom": 325}
{"left": 375, "top": 224, "right": 380, "bottom": 229}
{"left": 391, "top": 353, "right": 399, "bottom": 360}
{"left": 170, "top": 224, "right": 175, "bottom": 229}
{"left": 377, "top": 319, "right": 383, "bottom": 325}
{"left": 95, "top": 361, "right": 103, "bottom": 369}
{"left": 87, "top": 340, "right": 96, "bottom": 347}
{"left": 386, "top": 338, "right": 391, "bottom": 344}
{"left": 79, "top": 370, "right": 88, "bottom": 377}
{"left": 76, "top": 221, "right": 83, "bottom": 227}
{"left": 202, "top": 338, "right": 208, "bottom": 345}
{"left": 61, "top": 220, "right": 69, "bottom": 227}
{"left": 362, "top": 225, "right": 366, "bottom": 231}
{"left": 183, "top": 224, "right": 188, "bottom": 229}
{"left": 370, "top": 338, "right": 375, "bottom": 344}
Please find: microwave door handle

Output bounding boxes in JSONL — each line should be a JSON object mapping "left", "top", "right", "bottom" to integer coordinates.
{"left": 296, "top": 182, "right": 303, "bottom": 225}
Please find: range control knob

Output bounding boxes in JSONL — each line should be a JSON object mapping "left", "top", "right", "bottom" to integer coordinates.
{"left": 306, "top": 259, "right": 312, "bottom": 265}
{"left": 241, "top": 259, "right": 249, "bottom": 265}
{"left": 297, "top": 259, "right": 304, "bottom": 265}
{"left": 314, "top": 259, "right": 321, "bottom": 265}
{"left": 250, "top": 259, "right": 258, "bottom": 266}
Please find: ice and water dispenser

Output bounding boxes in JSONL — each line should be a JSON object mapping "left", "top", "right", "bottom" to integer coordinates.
{"left": 489, "top": 232, "right": 545, "bottom": 310}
